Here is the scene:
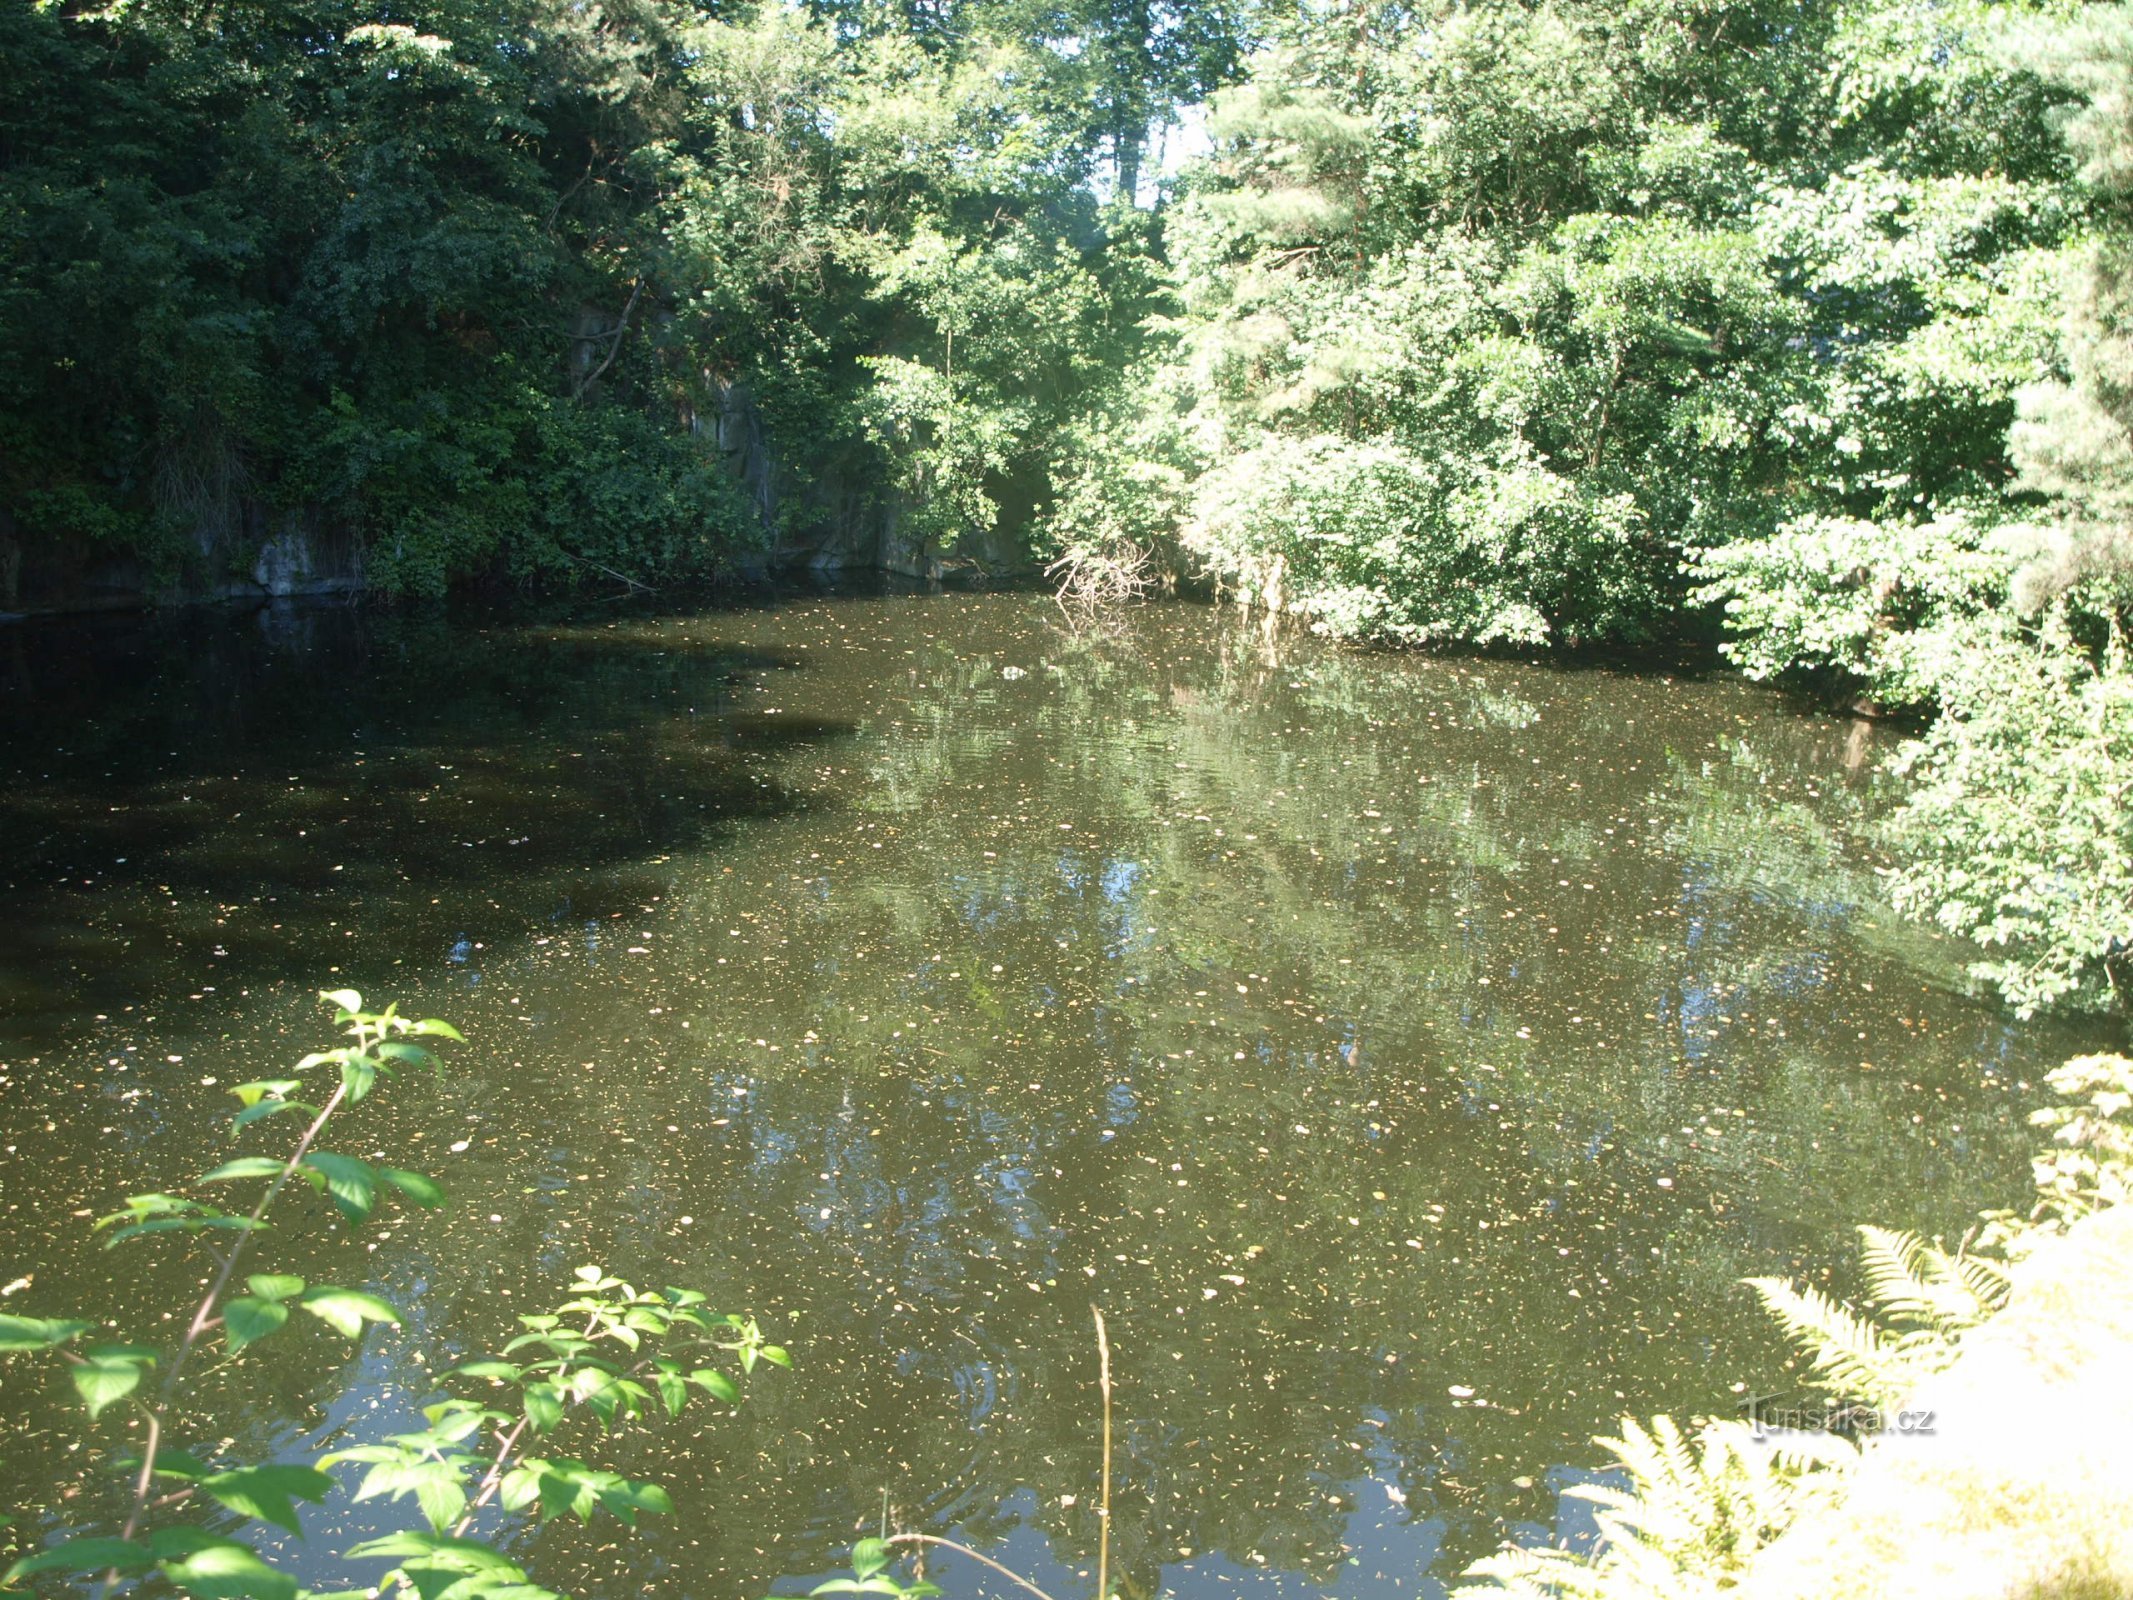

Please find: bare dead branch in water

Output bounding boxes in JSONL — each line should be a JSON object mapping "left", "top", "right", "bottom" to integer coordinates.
{"left": 1048, "top": 541, "right": 1154, "bottom": 621}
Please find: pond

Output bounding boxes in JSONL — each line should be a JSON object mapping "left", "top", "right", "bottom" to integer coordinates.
{"left": 0, "top": 588, "right": 2097, "bottom": 1599}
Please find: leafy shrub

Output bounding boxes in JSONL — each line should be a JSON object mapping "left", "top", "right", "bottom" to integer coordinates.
{"left": 0, "top": 992, "right": 785, "bottom": 1600}
{"left": 1181, "top": 434, "right": 1655, "bottom": 647}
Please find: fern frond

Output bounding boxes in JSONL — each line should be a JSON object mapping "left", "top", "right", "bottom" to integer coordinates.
{"left": 1952, "top": 1250, "right": 2011, "bottom": 1313}
{"left": 1463, "top": 1415, "right": 1855, "bottom": 1599}
{"left": 1744, "top": 1276, "right": 1921, "bottom": 1409}
{"left": 1855, "top": 1226, "right": 2000, "bottom": 1334}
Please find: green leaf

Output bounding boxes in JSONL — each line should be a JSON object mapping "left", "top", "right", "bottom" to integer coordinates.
{"left": 343, "top": 1531, "right": 526, "bottom": 1577}
{"left": 233, "top": 1099, "right": 313, "bottom": 1131}
{"left": 160, "top": 1538, "right": 298, "bottom": 1600}
{"left": 654, "top": 1369, "right": 686, "bottom": 1418}
{"left": 521, "top": 1381, "right": 564, "bottom": 1432}
{"left": 499, "top": 1465, "right": 539, "bottom": 1513}
{"left": 761, "top": 1344, "right": 793, "bottom": 1368}
{"left": 0, "top": 1313, "right": 94, "bottom": 1351}
{"left": 407, "top": 1018, "right": 463, "bottom": 1041}
{"left": 380, "top": 1168, "right": 445, "bottom": 1207}
{"left": 230, "top": 1079, "right": 303, "bottom": 1107}
{"left": 297, "top": 1288, "right": 401, "bottom": 1339}
{"left": 320, "top": 989, "right": 364, "bottom": 1015}
{"left": 224, "top": 1298, "right": 290, "bottom": 1353}
{"left": 448, "top": 1359, "right": 521, "bottom": 1381}
{"left": 690, "top": 1368, "right": 740, "bottom": 1403}
{"left": 150, "top": 1449, "right": 215, "bottom": 1480}
{"left": 95, "top": 1192, "right": 199, "bottom": 1230}
{"left": 299, "top": 1154, "right": 376, "bottom": 1223}
{"left": 247, "top": 1274, "right": 306, "bottom": 1303}
{"left": 375, "top": 1041, "right": 433, "bottom": 1072}
{"left": 148, "top": 1528, "right": 244, "bottom": 1558}
{"left": 104, "top": 1214, "right": 266, "bottom": 1248}
{"left": 200, "top": 1158, "right": 288, "bottom": 1184}
{"left": 71, "top": 1344, "right": 154, "bottom": 1418}
{"left": 199, "top": 1465, "right": 333, "bottom": 1535}
{"left": 4, "top": 1537, "right": 155, "bottom": 1582}
{"left": 852, "top": 1538, "right": 891, "bottom": 1580}
{"left": 337, "top": 1055, "right": 377, "bottom": 1102}
{"left": 413, "top": 1471, "right": 467, "bottom": 1535}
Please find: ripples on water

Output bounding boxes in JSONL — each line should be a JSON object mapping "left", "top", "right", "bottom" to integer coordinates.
{"left": 0, "top": 590, "right": 2094, "bottom": 1599}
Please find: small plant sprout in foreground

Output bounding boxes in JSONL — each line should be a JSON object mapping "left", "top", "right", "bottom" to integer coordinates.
{"left": 0, "top": 990, "right": 785, "bottom": 1600}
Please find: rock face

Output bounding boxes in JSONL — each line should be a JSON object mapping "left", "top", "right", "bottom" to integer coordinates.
{"left": 1742, "top": 1205, "right": 2133, "bottom": 1600}
{"left": 4, "top": 387, "right": 1029, "bottom": 615}
{"left": 712, "top": 378, "right": 1030, "bottom": 579}
{"left": 242, "top": 514, "right": 364, "bottom": 600}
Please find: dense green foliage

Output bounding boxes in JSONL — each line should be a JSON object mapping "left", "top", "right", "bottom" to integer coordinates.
{"left": 5, "top": 0, "right": 2132, "bottom": 1010}
{"left": 1047, "top": 0, "right": 2078, "bottom": 647}
{"left": 0, "top": 0, "right": 1224, "bottom": 599}
{"left": 1040, "top": 0, "right": 2133, "bottom": 1014}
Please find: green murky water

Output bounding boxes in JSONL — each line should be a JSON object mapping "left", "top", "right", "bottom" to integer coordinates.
{"left": 0, "top": 590, "right": 2094, "bottom": 1599}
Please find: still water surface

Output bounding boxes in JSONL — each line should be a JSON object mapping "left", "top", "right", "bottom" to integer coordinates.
{"left": 0, "top": 590, "right": 2094, "bottom": 1598}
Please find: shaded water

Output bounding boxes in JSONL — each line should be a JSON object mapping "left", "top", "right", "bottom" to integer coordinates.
{"left": 0, "top": 591, "right": 2096, "bottom": 1599}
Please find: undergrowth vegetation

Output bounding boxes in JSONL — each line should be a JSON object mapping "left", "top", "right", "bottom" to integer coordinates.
{"left": 0, "top": 993, "right": 786, "bottom": 1600}
{"left": 4, "top": 0, "right": 2130, "bottom": 1015}
{"left": 1455, "top": 1051, "right": 2133, "bottom": 1600}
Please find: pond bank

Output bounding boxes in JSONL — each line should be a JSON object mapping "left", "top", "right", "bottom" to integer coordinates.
{"left": 1749, "top": 1199, "right": 2133, "bottom": 1600}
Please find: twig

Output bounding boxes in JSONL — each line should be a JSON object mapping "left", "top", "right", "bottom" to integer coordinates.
{"left": 100, "top": 1034, "right": 363, "bottom": 1598}
{"left": 885, "top": 1535, "right": 1062, "bottom": 1600}
{"left": 555, "top": 549, "right": 658, "bottom": 595}
{"left": 572, "top": 276, "right": 645, "bottom": 400}
{"left": 1093, "top": 1305, "right": 1112, "bottom": 1600}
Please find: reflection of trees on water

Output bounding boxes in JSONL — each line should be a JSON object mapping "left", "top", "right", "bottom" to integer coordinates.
{"left": 0, "top": 596, "right": 2092, "bottom": 1600}
{"left": 485, "top": 602, "right": 2070, "bottom": 1595}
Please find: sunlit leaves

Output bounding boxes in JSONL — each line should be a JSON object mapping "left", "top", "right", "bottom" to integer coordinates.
{"left": 8, "top": 996, "right": 783, "bottom": 1600}
{"left": 222, "top": 1299, "right": 289, "bottom": 1353}
{"left": 151, "top": 1530, "right": 298, "bottom": 1600}
{"left": 0, "top": 1314, "right": 93, "bottom": 1352}
{"left": 786, "top": 1537, "right": 943, "bottom": 1600}
{"left": 520, "top": 1381, "right": 565, "bottom": 1433}
{"left": 200, "top": 1157, "right": 289, "bottom": 1185}
{"left": 691, "top": 1367, "right": 741, "bottom": 1404}
{"left": 298, "top": 1154, "right": 375, "bottom": 1222}
{"left": 447, "top": 1359, "right": 522, "bottom": 1382}
{"left": 70, "top": 1344, "right": 154, "bottom": 1419}
{"left": 227, "top": 1273, "right": 308, "bottom": 1350}
{"left": 196, "top": 1466, "right": 334, "bottom": 1536}
{"left": 94, "top": 1194, "right": 264, "bottom": 1249}
{"left": 4, "top": 1536, "right": 156, "bottom": 1583}
{"left": 345, "top": 1532, "right": 563, "bottom": 1600}
{"left": 229, "top": 1081, "right": 313, "bottom": 1130}
{"left": 7, "top": 1529, "right": 298, "bottom": 1600}
{"left": 296, "top": 1287, "right": 401, "bottom": 1339}
{"left": 498, "top": 1458, "right": 672, "bottom": 1526}
{"left": 380, "top": 1167, "right": 446, "bottom": 1207}
{"left": 326, "top": 1401, "right": 498, "bottom": 1533}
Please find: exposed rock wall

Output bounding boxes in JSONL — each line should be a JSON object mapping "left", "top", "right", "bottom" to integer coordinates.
{"left": 5, "top": 386, "right": 1024, "bottom": 616}
{"left": 711, "top": 378, "right": 1030, "bottom": 579}
{"left": 4, "top": 502, "right": 365, "bottom": 616}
